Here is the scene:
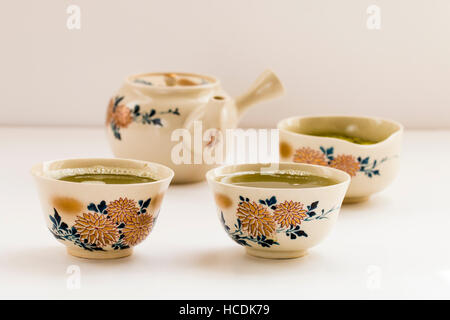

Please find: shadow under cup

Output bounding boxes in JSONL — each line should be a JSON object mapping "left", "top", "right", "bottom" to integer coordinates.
{"left": 206, "top": 163, "right": 350, "bottom": 259}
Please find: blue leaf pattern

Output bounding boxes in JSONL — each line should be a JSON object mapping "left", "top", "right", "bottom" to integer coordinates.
{"left": 293, "top": 146, "right": 391, "bottom": 178}
{"left": 220, "top": 197, "right": 337, "bottom": 248}
{"left": 107, "top": 96, "right": 181, "bottom": 141}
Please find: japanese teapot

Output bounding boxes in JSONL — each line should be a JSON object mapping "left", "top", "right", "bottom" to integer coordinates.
{"left": 105, "top": 70, "right": 284, "bottom": 183}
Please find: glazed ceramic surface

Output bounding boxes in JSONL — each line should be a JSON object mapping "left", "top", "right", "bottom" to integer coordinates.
{"left": 105, "top": 71, "right": 284, "bottom": 183}
{"left": 32, "top": 158, "right": 173, "bottom": 259}
{"left": 207, "top": 163, "right": 350, "bottom": 259}
{"left": 278, "top": 115, "right": 403, "bottom": 203}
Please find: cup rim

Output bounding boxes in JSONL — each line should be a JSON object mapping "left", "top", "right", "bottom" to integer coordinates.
{"left": 125, "top": 71, "right": 221, "bottom": 93}
{"left": 206, "top": 162, "right": 351, "bottom": 192}
{"left": 31, "top": 157, "right": 175, "bottom": 186}
{"left": 277, "top": 114, "right": 404, "bottom": 148}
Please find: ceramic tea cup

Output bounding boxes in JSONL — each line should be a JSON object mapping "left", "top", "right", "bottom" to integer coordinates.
{"left": 278, "top": 115, "right": 403, "bottom": 203}
{"left": 206, "top": 163, "right": 350, "bottom": 259}
{"left": 32, "top": 158, "right": 174, "bottom": 259}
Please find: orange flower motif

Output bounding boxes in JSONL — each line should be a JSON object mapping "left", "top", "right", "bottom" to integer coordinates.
{"left": 273, "top": 200, "right": 308, "bottom": 228}
{"left": 205, "top": 129, "right": 221, "bottom": 149}
{"left": 236, "top": 201, "right": 276, "bottom": 238}
{"left": 293, "top": 147, "right": 328, "bottom": 166}
{"left": 112, "top": 105, "right": 133, "bottom": 128}
{"left": 106, "top": 98, "right": 114, "bottom": 125}
{"left": 122, "top": 213, "right": 153, "bottom": 246}
{"left": 107, "top": 197, "right": 139, "bottom": 223}
{"left": 74, "top": 213, "right": 119, "bottom": 247}
{"left": 330, "top": 154, "right": 360, "bottom": 176}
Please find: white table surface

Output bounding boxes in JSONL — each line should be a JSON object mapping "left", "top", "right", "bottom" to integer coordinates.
{"left": 0, "top": 126, "right": 449, "bottom": 299}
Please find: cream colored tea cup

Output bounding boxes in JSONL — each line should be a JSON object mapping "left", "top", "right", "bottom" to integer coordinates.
{"left": 278, "top": 115, "right": 403, "bottom": 203}
{"left": 32, "top": 158, "right": 174, "bottom": 259}
{"left": 207, "top": 163, "right": 350, "bottom": 259}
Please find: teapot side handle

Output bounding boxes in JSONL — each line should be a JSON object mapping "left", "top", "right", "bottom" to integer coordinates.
{"left": 235, "top": 69, "right": 285, "bottom": 117}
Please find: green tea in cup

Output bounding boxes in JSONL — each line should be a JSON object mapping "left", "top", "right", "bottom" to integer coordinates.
{"left": 59, "top": 173, "right": 157, "bottom": 184}
{"left": 305, "top": 132, "right": 377, "bottom": 145}
{"left": 217, "top": 171, "right": 338, "bottom": 189}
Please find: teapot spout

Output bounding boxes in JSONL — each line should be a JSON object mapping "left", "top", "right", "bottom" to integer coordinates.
{"left": 235, "top": 69, "right": 285, "bottom": 117}
{"left": 184, "top": 95, "right": 227, "bottom": 132}
{"left": 202, "top": 95, "right": 228, "bottom": 130}
{"left": 182, "top": 95, "right": 228, "bottom": 158}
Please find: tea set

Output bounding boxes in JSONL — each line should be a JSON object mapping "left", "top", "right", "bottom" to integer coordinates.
{"left": 32, "top": 70, "right": 403, "bottom": 259}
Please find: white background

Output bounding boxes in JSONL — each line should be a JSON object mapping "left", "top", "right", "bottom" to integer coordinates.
{"left": 1, "top": 127, "right": 450, "bottom": 299}
{"left": 1, "top": 0, "right": 450, "bottom": 300}
{"left": 1, "top": 0, "right": 449, "bottom": 128}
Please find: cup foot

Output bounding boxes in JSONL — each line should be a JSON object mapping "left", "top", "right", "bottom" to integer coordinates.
{"left": 245, "top": 248, "right": 308, "bottom": 259}
{"left": 67, "top": 247, "right": 133, "bottom": 259}
{"left": 344, "top": 195, "right": 370, "bottom": 204}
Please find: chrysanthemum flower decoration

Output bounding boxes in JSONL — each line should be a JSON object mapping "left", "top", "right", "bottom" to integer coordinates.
{"left": 236, "top": 201, "right": 276, "bottom": 238}
{"left": 330, "top": 154, "right": 360, "bottom": 177}
{"left": 205, "top": 129, "right": 222, "bottom": 149}
{"left": 106, "top": 95, "right": 180, "bottom": 140}
{"left": 291, "top": 146, "right": 386, "bottom": 178}
{"left": 293, "top": 147, "right": 328, "bottom": 166}
{"left": 107, "top": 197, "right": 139, "bottom": 223}
{"left": 48, "top": 196, "right": 157, "bottom": 252}
{"left": 273, "top": 200, "right": 308, "bottom": 228}
{"left": 73, "top": 213, "right": 119, "bottom": 247}
{"left": 122, "top": 213, "right": 153, "bottom": 246}
{"left": 112, "top": 105, "right": 133, "bottom": 128}
{"left": 220, "top": 196, "right": 337, "bottom": 248}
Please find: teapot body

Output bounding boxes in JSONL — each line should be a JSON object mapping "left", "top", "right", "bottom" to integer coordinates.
{"left": 106, "top": 71, "right": 284, "bottom": 183}
{"left": 105, "top": 73, "right": 235, "bottom": 183}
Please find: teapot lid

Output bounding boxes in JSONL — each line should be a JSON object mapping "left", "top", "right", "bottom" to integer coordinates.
{"left": 127, "top": 72, "right": 219, "bottom": 92}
